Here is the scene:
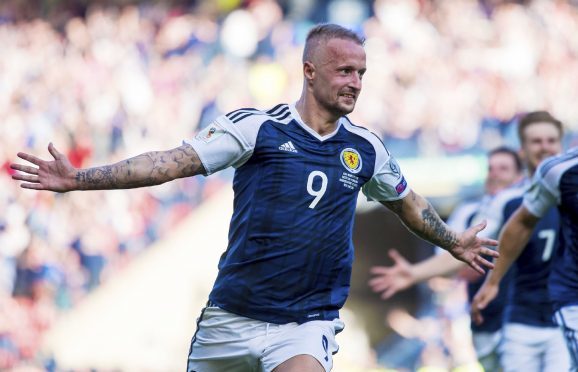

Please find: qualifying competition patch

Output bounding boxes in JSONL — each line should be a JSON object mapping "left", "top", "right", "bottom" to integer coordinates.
{"left": 195, "top": 122, "right": 225, "bottom": 143}
{"left": 395, "top": 176, "right": 407, "bottom": 195}
{"left": 340, "top": 148, "right": 362, "bottom": 174}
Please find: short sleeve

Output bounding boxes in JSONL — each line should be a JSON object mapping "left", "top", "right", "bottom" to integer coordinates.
{"left": 183, "top": 114, "right": 260, "bottom": 175}
{"left": 523, "top": 174, "right": 557, "bottom": 218}
{"left": 362, "top": 156, "right": 410, "bottom": 201}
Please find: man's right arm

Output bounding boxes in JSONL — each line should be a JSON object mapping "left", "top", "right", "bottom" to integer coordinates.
{"left": 74, "top": 145, "right": 205, "bottom": 190}
{"left": 11, "top": 142, "right": 205, "bottom": 192}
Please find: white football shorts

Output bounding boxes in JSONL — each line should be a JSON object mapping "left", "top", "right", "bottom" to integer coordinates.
{"left": 554, "top": 305, "right": 578, "bottom": 371}
{"left": 471, "top": 330, "right": 502, "bottom": 372}
{"left": 501, "top": 323, "right": 569, "bottom": 372}
{"left": 187, "top": 303, "right": 344, "bottom": 372}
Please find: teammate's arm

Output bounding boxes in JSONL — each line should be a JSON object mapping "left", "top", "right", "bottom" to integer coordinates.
{"left": 369, "top": 249, "right": 465, "bottom": 299}
{"left": 471, "top": 205, "right": 538, "bottom": 324}
{"left": 11, "top": 142, "right": 205, "bottom": 192}
{"left": 380, "top": 190, "right": 498, "bottom": 274}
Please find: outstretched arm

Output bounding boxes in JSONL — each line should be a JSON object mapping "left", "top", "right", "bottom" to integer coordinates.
{"left": 369, "top": 249, "right": 467, "bottom": 300}
{"left": 381, "top": 190, "right": 498, "bottom": 274}
{"left": 11, "top": 142, "right": 205, "bottom": 192}
{"left": 369, "top": 249, "right": 465, "bottom": 299}
{"left": 471, "top": 205, "right": 538, "bottom": 324}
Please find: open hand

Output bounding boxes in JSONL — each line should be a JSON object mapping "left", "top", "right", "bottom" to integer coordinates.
{"left": 11, "top": 143, "right": 76, "bottom": 192}
{"left": 368, "top": 249, "right": 414, "bottom": 299}
{"left": 450, "top": 220, "right": 498, "bottom": 275}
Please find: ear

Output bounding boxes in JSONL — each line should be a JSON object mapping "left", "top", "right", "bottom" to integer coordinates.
{"left": 303, "top": 61, "right": 315, "bottom": 81}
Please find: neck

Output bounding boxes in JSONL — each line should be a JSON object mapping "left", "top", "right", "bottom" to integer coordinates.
{"left": 295, "top": 96, "right": 340, "bottom": 136}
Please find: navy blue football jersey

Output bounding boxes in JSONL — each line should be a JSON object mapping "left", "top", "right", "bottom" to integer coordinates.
{"left": 186, "top": 103, "right": 410, "bottom": 323}
{"left": 469, "top": 183, "right": 541, "bottom": 333}
{"left": 502, "top": 197, "right": 559, "bottom": 327}
{"left": 524, "top": 148, "right": 578, "bottom": 311}
{"left": 456, "top": 196, "right": 512, "bottom": 333}
{"left": 468, "top": 271, "right": 513, "bottom": 333}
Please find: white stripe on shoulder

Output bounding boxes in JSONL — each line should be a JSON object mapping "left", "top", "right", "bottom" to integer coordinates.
{"left": 539, "top": 150, "right": 578, "bottom": 194}
{"left": 223, "top": 104, "right": 292, "bottom": 125}
{"left": 216, "top": 104, "right": 293, "bottom": 155}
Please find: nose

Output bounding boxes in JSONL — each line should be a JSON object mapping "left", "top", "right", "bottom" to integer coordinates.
{"left": 349, "top": 72, "right": 362, "bottom": 90}
{"left": 540, "top": 141, "right": 558, "bottom": 156}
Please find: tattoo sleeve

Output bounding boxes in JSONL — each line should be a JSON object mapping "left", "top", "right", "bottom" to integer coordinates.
{"left": 418, "top": 203, "right": 459, "bottom": 249}
{"left": 381, "top": 191, "right": 459, "bottom": 250}
{"left": 74, "top": 144, "right": 205, "bottom": 190}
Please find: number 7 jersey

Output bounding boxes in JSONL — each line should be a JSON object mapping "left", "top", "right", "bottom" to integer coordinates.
{"left": 185, "top": 103, "right": 409, "bottom": 324}
{"left": 523, "top": 147, "right": 578, "bottom": 311}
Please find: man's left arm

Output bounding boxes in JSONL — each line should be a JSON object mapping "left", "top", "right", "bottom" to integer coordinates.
{"left": 380, "top": 190, "right": 498, "bottom": 274}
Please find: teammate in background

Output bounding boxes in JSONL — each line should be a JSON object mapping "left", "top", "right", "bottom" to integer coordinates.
{"left": 474, "top": 147, "right": 578, "bottom": 370}
{"left": 10, "top": 24, "right": 498, "bottom": 372}
{"left": 370, "top": 111, "right": 570, "bottom": 371}
{"left": 369, "top": 146, "right": 523, "bottom": 371}
{"left": 471, "top": 113, "right": 571, "bottom": 372}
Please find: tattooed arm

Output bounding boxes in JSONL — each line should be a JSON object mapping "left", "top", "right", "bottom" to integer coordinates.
{"left": 11, "top": 142, "right": 205, "bottom": 192}
{"left": 381, "top": 190, "right": 499, "bottom": 274}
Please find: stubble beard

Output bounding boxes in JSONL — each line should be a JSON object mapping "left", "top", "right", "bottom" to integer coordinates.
{"left": 324, "top": 97, "right": 355, "bottom": 118}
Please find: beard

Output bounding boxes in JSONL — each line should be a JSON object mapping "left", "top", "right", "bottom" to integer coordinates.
{"left": 317, "top": 93, "right": 356, "bottom": 118}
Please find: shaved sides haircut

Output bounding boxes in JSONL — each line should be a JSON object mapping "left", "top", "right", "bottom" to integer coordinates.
{"left": 302, "top": 24, "right": 365, "bottom": 63}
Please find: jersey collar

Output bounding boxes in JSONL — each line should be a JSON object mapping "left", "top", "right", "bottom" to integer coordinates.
{"left": 289, "top": 103, "right": 342, "bottom": 142}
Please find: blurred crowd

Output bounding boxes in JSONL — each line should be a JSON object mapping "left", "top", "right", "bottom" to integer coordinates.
{"left": 1, "top": 0, "right": 578, "bottom": 370}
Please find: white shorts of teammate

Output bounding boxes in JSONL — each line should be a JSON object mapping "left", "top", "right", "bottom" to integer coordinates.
{"left": 187, "top": 303, "right": 344, "bottom": 372}
{"left": 554, "top": 305, "right": 578, "bottom": 372}
{"left": 500, "top": 323, "right": 570, "bottom": 372}
{"left": 472, "top": 330, "right": 502, "bottom": 372}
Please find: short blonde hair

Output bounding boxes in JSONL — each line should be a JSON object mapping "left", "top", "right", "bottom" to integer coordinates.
{"left": 302, "top": 23, "right": 365, "bottom": 63}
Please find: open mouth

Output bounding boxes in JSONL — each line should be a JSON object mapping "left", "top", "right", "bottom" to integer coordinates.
{"left": 539, "top": 152, "right": 556, "bottom": 161}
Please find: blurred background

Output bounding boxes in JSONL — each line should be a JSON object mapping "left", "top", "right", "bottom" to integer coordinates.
{"left": 1, "top": 0, "right": 578, "bottom": 371}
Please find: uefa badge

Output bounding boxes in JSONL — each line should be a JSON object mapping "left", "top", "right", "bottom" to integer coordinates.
{"left": 340, "top": 148, "right": 362, "bottom": 174}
